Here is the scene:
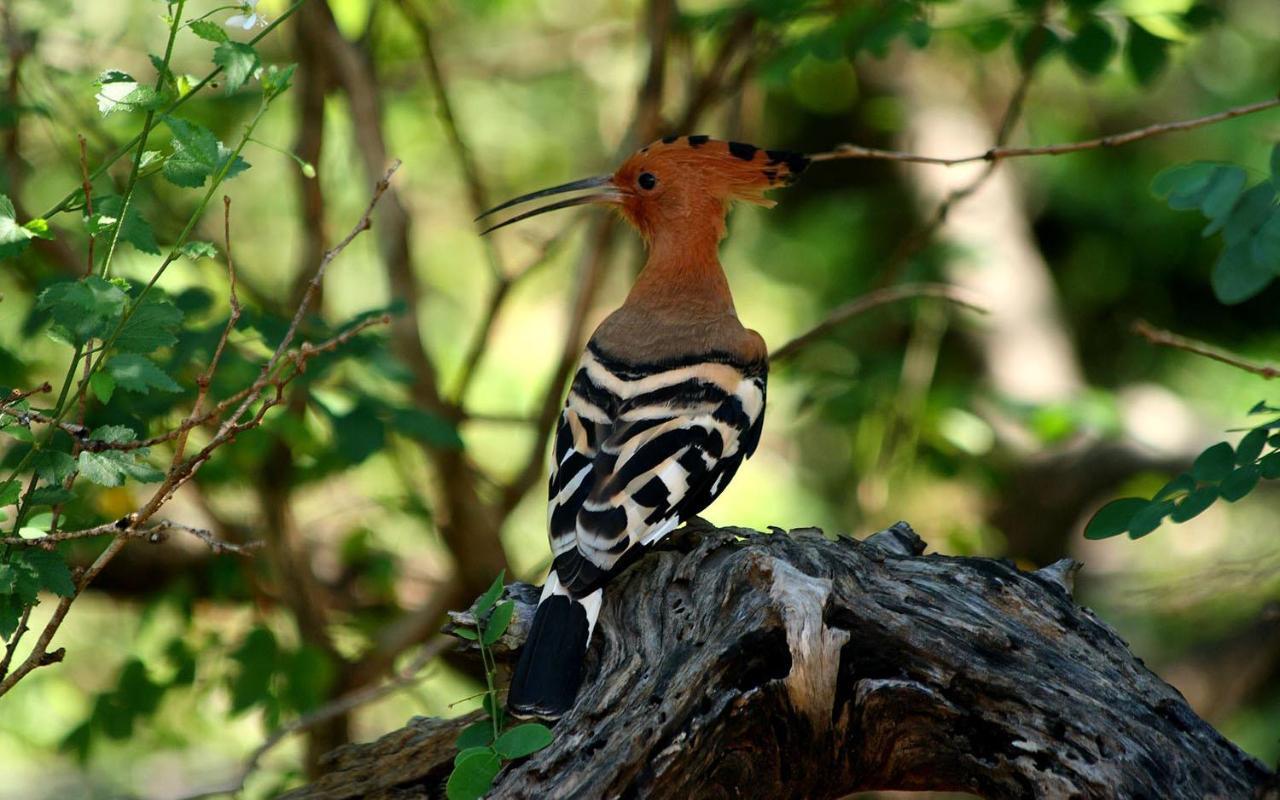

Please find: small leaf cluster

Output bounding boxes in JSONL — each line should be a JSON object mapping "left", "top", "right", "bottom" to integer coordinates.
{"left": 1086, "top": 403, "right": 1280, "bottom": 540}
{"left": 446, "top": 573, "right": 553, "bottom": 800}
{"left": 1152, "top": 144, "right": 1280, "bottom": 304}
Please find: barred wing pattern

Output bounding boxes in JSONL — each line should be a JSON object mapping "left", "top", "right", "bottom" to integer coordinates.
{"left": 548, "top": 343, "right": 766, "bottom": 597}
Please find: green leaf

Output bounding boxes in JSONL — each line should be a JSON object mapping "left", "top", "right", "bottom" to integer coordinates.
{"left": 1191, "top": 442, "right": 1235, "bottom": 481}
{"left": 1236, "top": 428, "right": 1268, "bottom": 464}
{"left": 965, "top": 18, "right": 1011, "bottom": 52}
{"left": 1220, "top": 465, "right": 1260, "bottom": 502}
{"left": 162, "top": 116, "right": 219, "bottom": 188}
{"left": 481, "top": 601, "right": 514, "bottom": 645}
{"left": 105, "top": 353, "right": 182, "bottom": 394}
{"left": 38, "top": 276, "right": 129, "bottom": 344}
{"left": 494, "top": 723, "right": 553, "bottom": 759}
{"left": 189, "top": 19, "right": 229, "bottom": 43}
{"left": 0, "top": 194, "right": 38, "bottom": 259}
{"left": 93, "top": 195, "right": 160, "bottom": 255}
{"left": 1272, "top": 142, "right": 1280, "bottom": 188}
{"left": 1152, "top": 163, "right": 1216, "bottom": 207}
{"left": 1260, "top": 451, "right": 1280, "bottom": 479}
{"left": 446, "top": 748, "right": 501, "bottom": 800}
{"left": 77, "top": 427, "right": 165, "bottom": 486}
{"left": 1084, "top": 497, "right": 1148, "bottom": 539}
{"left": 456, "top": 721, "right": 494, "bottom": 750}
{"left": 1125, "top": 21, "right": 1168, "bottom": 85}
{"left": 474, "top": 571, "right": 506, "bottom": 617}
{"left": 1223, "top": 183, "right": 1276, "bottom": 246}
{"left": 1154, "top": 473, "right": 1195, "bottom": 501}
{"left": 180, "top": 241, "right": 218, "bottom": 260}
{"left": 229, "top": 626, "right": 278, "bottom": 714}
{"left": 89, "top": 372, "right": 116, "bottom": 404}
{"left": 281, "top": 644, "right": 336, "bottom": 713}
{"left": 453, "top": 627, "right": 479, "bottom": 641}
{"left": 1212, "top": 242, "right": 1274, "bottom": 305}
{"left": 19, "top": 549, "right": 76, "bottom": 597}
{"left": 0, "top": 480, "right": 20, "bottom": 506}
{"left": 1182, "top": 3, "right": 1222, "bottom": 29}
{"left": 1200, "top": 166, "right": 1248, "bottom": 223}
{"left": 1126, "top": 500, "right": 1174, "bottom": 539}
{"left": 27, "top": 485, "right": 71, "bottom": 506}
{"left": 34, "top": 450, "right": 77, "bottom": 485}
{"left": 392, "top": 407, "right": 464, "bottom": 449}
{"left": 262, "top": 64, "right": 297, "bottom": 99}
{"left": 1171, "top": 486, "right": 1218, "bottom": 522}
{"left": 1251, "top": 210, "right": 1280, "bottom": 274}
{"left": 1065, "top": 18, "right": 1116, "bottom": 75}
{"left": 116, "top": 295, "right": 184, "bottom": 352}
{"left": 213, "top": 42, "right": 261, "bottom": 95}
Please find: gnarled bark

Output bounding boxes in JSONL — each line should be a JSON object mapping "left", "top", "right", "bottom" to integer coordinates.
{"left": 282, "top": 521, "right": 1275, "bottom": 800}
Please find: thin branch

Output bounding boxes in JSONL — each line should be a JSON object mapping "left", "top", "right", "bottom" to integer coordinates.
{"left": 770, "top": 283, "right": 988, "bottom": 363}
{"left": 0, "top": 518, "right": 261, "bottom": 554}
{"left": 1132, "top": 319, "right": 1280, "bottom": 380}
{"left": 174, "top": 636, "right": 456, "bottom": 800}
{"left": 809, "top": 97, "right": 1280, "bottom": 166}
{"left": 78, "top": 134, "right": 94, "bottom": 275}
{"left": 0, "top": 382, "right": 51, "bottom": 411}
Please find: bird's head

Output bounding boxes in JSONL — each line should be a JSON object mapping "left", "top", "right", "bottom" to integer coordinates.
{"left": 478, "top": 136, "right": 808, "bottom": 241}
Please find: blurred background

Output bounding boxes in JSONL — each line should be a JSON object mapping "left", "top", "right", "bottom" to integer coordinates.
{"left": 1, "top": 0, "right": 1278, "bottom": 797}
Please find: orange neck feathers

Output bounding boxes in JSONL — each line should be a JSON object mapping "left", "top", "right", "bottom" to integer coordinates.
{"left": 624, "top": 204, "right": 734, "bottom": 317}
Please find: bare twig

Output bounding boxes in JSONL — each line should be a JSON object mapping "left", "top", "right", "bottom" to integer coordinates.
{"left": 770, "top": 283, "right": 987, "bottom": 363}
{"left": 174, "top": 635, "right": 456, "bottom": 800}
{"left": 0, "top": 605, "right": 31, "bottom": 682}
{"left": 0, "top": 382, "right": 52, "bottom": 411}
{"left": 1132, "top": 319, "right": 1280, "bottom": 380}
{"left": 0, "top": 518, "right": 261, "bottom": 554}
{"left": 809, "top": 97, "right": 1280, "bottom": 166}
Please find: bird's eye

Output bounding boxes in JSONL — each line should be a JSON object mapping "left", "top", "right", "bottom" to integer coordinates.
{"left": 638, "top": 172, "right": 657, "bottom": 191}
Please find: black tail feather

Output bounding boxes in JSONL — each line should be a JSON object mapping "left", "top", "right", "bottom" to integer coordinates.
{"left": 507, "top": 595, "right": 589, "bottom": 720}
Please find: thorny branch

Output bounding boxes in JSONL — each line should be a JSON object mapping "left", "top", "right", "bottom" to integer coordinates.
{"left": 1132, "top": 319, "right": 1280, "bottom": 380}
{"left": 0, "top": 162, "right": 402, "bottom": 699}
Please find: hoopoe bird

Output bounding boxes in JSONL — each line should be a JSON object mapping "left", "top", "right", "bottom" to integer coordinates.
{"left": 478, "top": 135, "right": 808, "bottom": 720}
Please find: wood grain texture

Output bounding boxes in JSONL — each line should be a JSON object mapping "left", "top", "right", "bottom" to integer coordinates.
{"left": 282, "top": 521, "right": 1275, "bottom": 800}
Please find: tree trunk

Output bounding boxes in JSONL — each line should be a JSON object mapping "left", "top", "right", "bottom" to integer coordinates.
{"left": 281, "top": 521, "right": 1275, "bottom": 800}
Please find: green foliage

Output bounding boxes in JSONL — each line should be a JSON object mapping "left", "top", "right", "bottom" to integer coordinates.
{"left": 213, "top": 42, "right": 261, "bottom": 95}
{"left": 1152, "top": 145, "right": 1280, "bottom": 304}
{"left": 0, "top": 194, "right": 51, "bottom": 260}
{"left": 445, "top": 572, "right": 553, "bottom": 800}
{"left": 162, "top": 116, "right": 250, "bottom": 189}
{"left": 1086, "top": 406, "right": 1280, "bottom": 540}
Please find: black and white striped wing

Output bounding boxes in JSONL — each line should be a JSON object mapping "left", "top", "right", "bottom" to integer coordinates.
{"left": 547, "top": 347, "right": 766, "bottom": 596}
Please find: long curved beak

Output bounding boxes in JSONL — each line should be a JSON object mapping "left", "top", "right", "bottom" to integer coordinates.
{"left": 476, "top": 175, "right": 621, "bottom": 235}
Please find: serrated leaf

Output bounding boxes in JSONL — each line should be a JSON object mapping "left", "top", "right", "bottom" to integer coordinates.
{"left": 1191, "top": 442, "right": 1235, "bottom": 481}
{"left": 90, "top": 424, "right": 137, "bottom": 445}
{"left": 446, "top": 748, "right": 501, "bottom": 800}
{"left": 180, "top": 241, "right": 218, "bottom": 260}
{"left": 89, "top": 372, "right": 116, "bottom": 404}
{"left": 116, "top": 295, "right": 183, "bottom": 352}
{"left": 261, "top": 64, "right": 297, "bottom": 99}
{"left": 105, "top": 353, "right": 182, "bottom": 394}
{"left": 213, "top": 42, "right": 260, "bottom": 95}
{"left": 37, "top": 276, "right": 129, "bottom": 344}
{"left": 494, "top": 723, "right": 553, "bottom": 759}
{"left": 162, "top": 116, "right": 220, "bottom": 188}
{"left": 0, "top": 193, "right": 38, "bottom": 259}
{"left": 27, "top": 485, "right": 72, "bottom": 506}
{"left": 34, "top": 450, "right": 77, "bottom": 485}
{"left": 481, "top": 601, "right": 514, "bottom": 645}
{"left": 20, "top": 549, "right": 76, "bottom": 597}
{"left": 1237, "top": 428, "right": 1268, "bottom": 464}
{"left": 1171, "top": 486, "right": 1218, "bottom": 522}
{"left": 1220, "top": 465, "right": 1260, "bottom": 502}
{"left": 1, "top": 423, "right": 33, "bottom": 443}
{"left": 474, "top": 571, "right": 506, "bottom": 617}
{"left": 78, "top": 435, "right": 164, "bottom": 486}
{"left": 93, "top": 195, "right": 160, "bottom": 255}
{"left": 189, "top": 19, "right": 229, "bottom": 43}
{"left": 455, "top": 721, "right": 494, "bottom": 750}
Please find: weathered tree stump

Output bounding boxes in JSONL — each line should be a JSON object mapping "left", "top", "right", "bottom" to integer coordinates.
{"left": 282, "top": 521, "right": 1275, "bottom": 799}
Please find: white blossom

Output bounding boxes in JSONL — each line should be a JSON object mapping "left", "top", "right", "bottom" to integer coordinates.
{"left": 226, "top": 0, "right": 265, "bottom": 31}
